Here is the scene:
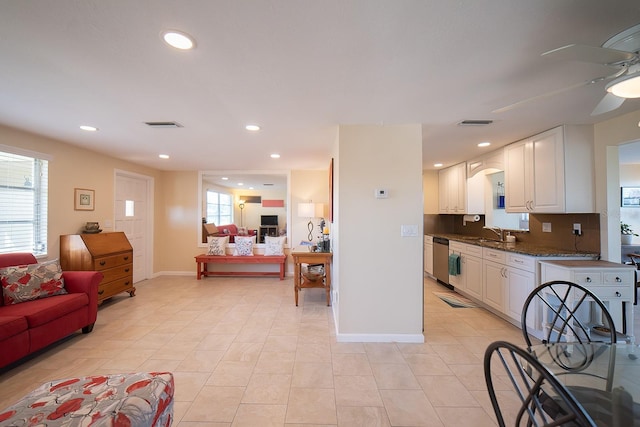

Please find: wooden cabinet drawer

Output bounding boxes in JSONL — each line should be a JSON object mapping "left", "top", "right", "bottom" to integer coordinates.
{"left": 100, "top": 263, "right": 133, "bottom": 283}
{"left": 93, "top": 252, "right": 132, "bottom": 270}
{"left": 99, "top": 276, "right": 134, "bottom": 300}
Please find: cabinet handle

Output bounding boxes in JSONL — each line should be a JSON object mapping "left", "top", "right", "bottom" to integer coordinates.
{"left": 124, "top": 256, "right": 129, "bottom": 261}
{"left": 100, "top": 261, "right": 106, "bottom": 266}
{"left": 585, "top": 277, "right": 592, "bottom": 283}
{"left": 616, "top": 291, "right": 622, "bottom": 297}
{"left": 616, "top": 277, "right": 622, "bottom": 282}
{"left": 125, "top": 281, "right": 130, "bottom": 286}
{"left": 124, "top": 268, "right": 130, "bottom": 273}
{"left": 513, "top": 259, "right": 523, "bottom": 264}
{"left": 98, "top": 290, "right": 104, "bottom": 295}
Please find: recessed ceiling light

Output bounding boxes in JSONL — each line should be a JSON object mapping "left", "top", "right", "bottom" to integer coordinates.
{"left": 478, "top": 142, "right": 491, "bottom": 147}
{"left": 249, "top": 187, "right": 254, "bottom": 190}
{"left": 162, "top": 30, "right": 195, "bottom": 50}
{"left": 434, "top": 163, "right": 443, "bottom": 168}
{"left": 221, "top": 177, "right": 228, "bottom": 181}
{"left": 237, "top": 183, "right": 244, "bottom": 186}
{"left": 80, "top": 125, "right": 98, "bottom": 132}
{"left": 245, "top": 124, "right": 261, "bottom": 131}
{"left": 270, "top": 153, "right": 280, "bottom": 158}
{"left": 159, "top": 154, "right": 170, "bottom": 159}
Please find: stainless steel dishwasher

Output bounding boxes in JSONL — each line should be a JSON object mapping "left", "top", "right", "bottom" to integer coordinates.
{"left": 433, "top": 237, "right": 453, "bottom": 289}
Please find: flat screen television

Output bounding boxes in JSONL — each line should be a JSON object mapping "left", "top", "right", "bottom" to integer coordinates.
{"left": 261, "top": 215, "right": 278, "bottom": 226}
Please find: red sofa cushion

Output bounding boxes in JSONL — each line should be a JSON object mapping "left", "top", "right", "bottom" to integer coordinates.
{"left": 217, "top": 224, "right": 238, "bottom": 235}
{"left": 0, "top": 315, "right": 28, "bottom": 339}
{"left": 0, "top": 294, "right": 88, "bottom": 328}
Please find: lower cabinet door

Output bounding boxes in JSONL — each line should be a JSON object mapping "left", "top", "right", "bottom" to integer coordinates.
{"left": 506, "top": 267, "right": 535, "bottom": 327}
{"left": 464, "top": 255, "right": 483, "bottom": 300}
{"left": 483, "top": 261, "right": 506, "bottom": 312}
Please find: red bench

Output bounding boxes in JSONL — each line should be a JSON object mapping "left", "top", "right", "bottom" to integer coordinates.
{"left": 195, "top": 254, "right": 286, "bottom": 280}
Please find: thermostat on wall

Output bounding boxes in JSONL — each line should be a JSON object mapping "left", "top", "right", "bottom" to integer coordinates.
{"left": 375, "top": 188, "right": 388, "bottom": 199}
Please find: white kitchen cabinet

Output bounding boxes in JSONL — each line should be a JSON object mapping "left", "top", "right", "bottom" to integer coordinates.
{"left": 464, "top": 253, "right": 483, "bottom": 300}
{"left": 438, "top": 162, "right": 484, "bottom": 214}
{"left": 483, "top": 248, "right": 537, "bottom": 326}
{"left": 439, "top": 162, "right": 465, "bottom": 213}
{"left": 504, "top": 125, "right": 594, "bottom": 213}
{"left": 449, "top": 242, "right": 482, "bottom": 299}
{"left": 483, "top": 259, "right": 507, "bottom": 312}
{"left": 482, "top": 248, "right": 507, "bottom": 312}
{"left": 540, "top": 260, "right": 635, "bottom": 341}
{"left": 424, "top": 235, "right": 433, "bottom": 276}
{"left": 505, "top": 252, "right": 536, "bottom": 327}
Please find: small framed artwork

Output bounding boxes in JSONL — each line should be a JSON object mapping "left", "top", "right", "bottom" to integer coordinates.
{"left": 621, "top": 187, "right": 640, "bottom": 207}
{"left": 74, "top": 188, "right": 95, "bottom": 211}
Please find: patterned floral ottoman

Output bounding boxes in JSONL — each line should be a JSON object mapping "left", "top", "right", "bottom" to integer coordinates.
{"left": 0, "top": 372, "right": 174, "bottom": 426}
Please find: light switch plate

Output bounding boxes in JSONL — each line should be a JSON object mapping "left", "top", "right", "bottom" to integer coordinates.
{"left": 542, "top": 222, "right": 552, "bottom": 233}
{"left": 401, "top": 225, "right": 418, "bottom": 237}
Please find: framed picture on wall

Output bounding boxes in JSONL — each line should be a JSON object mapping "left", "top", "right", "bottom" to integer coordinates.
{"left": 74, "top": 188, "right": 95, "bottom": 211}
{"left": 621, "top": 187, "right": 640, "bottom": 207}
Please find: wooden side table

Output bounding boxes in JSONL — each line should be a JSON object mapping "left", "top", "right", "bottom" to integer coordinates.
{"left": 291, "top": 250, "right": 332, "bottom": 306}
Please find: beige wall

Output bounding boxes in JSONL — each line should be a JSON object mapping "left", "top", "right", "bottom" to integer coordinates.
{"left": 0, "top": 124, "right": 333, "bottom": 275}
{"left": 422, "top": 170, "right": 438, "bottom": 214}
{"left": 594, "top": 110, "right": 640, "bottom": 261}
{"left": 335, "top": 124, "right": 423, "bottom": 342}
{"left": 0, "top": 124, "right": 162, "bottom": 263}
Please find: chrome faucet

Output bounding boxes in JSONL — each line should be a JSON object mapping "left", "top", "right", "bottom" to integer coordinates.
{"left": 483, "top": 226, "right": 504, "bottom": 242}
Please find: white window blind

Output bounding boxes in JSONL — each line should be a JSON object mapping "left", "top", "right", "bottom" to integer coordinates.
{"left": 0, "top": 150, "right": 48, "bottom": 255}
{"left": 206, "top": 190, "right": 233, "bottom": 225}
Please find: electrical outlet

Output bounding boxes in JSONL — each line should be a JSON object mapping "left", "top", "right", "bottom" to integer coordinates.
{"left": 573, "top": 223, "right": 582, "bottom": 236}
{"left": 542, "top": 222, "right": 552, "bottom": 233}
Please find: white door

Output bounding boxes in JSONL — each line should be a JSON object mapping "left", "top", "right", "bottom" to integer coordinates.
{"left": 115, "top": 171, "right": 153, "bottom": 283}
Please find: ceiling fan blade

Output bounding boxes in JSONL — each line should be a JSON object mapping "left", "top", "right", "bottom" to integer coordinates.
{"left": 542, "top": 44, "right": 635, "bottom": 65}
{"left": 591, "top": 92, "right": 625, "bottom": 116}
{"left": 492, "top": 79, "right": 597, "bottom": 113}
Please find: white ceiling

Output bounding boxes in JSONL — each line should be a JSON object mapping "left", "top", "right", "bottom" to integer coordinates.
{"left": 1, "top": 1, "right": 640, "bottom": 172}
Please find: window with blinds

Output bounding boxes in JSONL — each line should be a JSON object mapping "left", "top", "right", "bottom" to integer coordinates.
{"left": 0, "top": 149, "right": 48, "bottom": 255}
{"left": 206, "top": 190, "right": 233, "bottom": 225}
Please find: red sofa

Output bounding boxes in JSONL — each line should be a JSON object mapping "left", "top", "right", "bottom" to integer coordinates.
{"left": 0, "top": 253, "right": 103, "bottom": 369}
{"left": 203, "top": 223, "right": 257, "bottom": 243}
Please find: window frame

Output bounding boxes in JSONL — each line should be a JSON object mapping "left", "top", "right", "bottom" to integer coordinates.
{"left": 0, "top": 144, "right": 51, "bottom": 256}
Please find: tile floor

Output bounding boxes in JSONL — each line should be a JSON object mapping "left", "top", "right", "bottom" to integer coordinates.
{"left": 0, "top": 275, "right": 636, "bottom": 426}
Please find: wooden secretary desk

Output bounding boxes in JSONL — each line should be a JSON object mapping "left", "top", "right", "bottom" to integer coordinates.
{"left": 60, "top": 232, "right": 135, "bottom": 303}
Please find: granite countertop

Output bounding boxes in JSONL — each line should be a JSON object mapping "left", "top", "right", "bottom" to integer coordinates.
{"left": 428, "top": 233, "right": 599, "bottom": 258}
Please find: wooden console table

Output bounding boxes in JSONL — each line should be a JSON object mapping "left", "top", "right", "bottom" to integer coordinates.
{"left": 291, "top": 250, "right": 332, "bottom": 306}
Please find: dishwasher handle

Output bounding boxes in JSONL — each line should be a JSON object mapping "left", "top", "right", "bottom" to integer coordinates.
{"left": 433, "top": 237, "right": 449, "bottom": 245}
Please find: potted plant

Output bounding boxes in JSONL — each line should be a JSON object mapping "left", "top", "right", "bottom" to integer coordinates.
{"left": 621, "top": 222, "right": 638, "bottom": 244}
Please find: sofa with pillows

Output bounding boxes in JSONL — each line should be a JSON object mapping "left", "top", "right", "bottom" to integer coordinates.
{"left": 0, "top": 253, "right": 103, "bottom": 369}
{"left": 202, "top": 223, "right": 257, "bottom": 243}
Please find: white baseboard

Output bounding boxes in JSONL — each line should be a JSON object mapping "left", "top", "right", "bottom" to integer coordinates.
{"left": 335, "top": 333, "right": 425, "bottom": 343}
{"left": 151, "top": 271, "right": 193, "bottom": 278}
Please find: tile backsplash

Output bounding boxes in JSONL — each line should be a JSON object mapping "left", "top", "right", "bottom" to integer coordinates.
{"left": 424, "top": 213, "right": 600, "bottom": 254}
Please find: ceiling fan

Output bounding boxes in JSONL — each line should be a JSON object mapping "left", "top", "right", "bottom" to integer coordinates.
{"left": 494, "top": 23, "right": 640, "bottom": 116}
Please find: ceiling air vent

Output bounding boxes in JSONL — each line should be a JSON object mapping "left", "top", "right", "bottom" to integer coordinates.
{"left": 144, "top": 121, "right": 183, "bottom": 128}
{"left": 458, "top": 120, "right": 493, "bottom": 126}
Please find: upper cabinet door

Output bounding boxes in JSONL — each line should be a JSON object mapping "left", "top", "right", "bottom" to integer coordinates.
{"left": 504, "top": 140, "right": 532, "bottom": 212}
{"left": 504, "top": 125, "right": 594, "bottom": 214}
{"left": 531, "top": 127, "right": 565, "bottom": 213}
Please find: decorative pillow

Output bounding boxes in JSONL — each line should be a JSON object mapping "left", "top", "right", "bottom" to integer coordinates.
{"left": 1, "top": 259, "right": 67, "bottom": 305}
{"left": 207, "top": 235, "right": 229, "bottom": 256}
{"left": 264, "top": 235, "right": 286, "bottom": 256}
{"left": 233, "top": 236, "right": 255, "bottom": 256}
